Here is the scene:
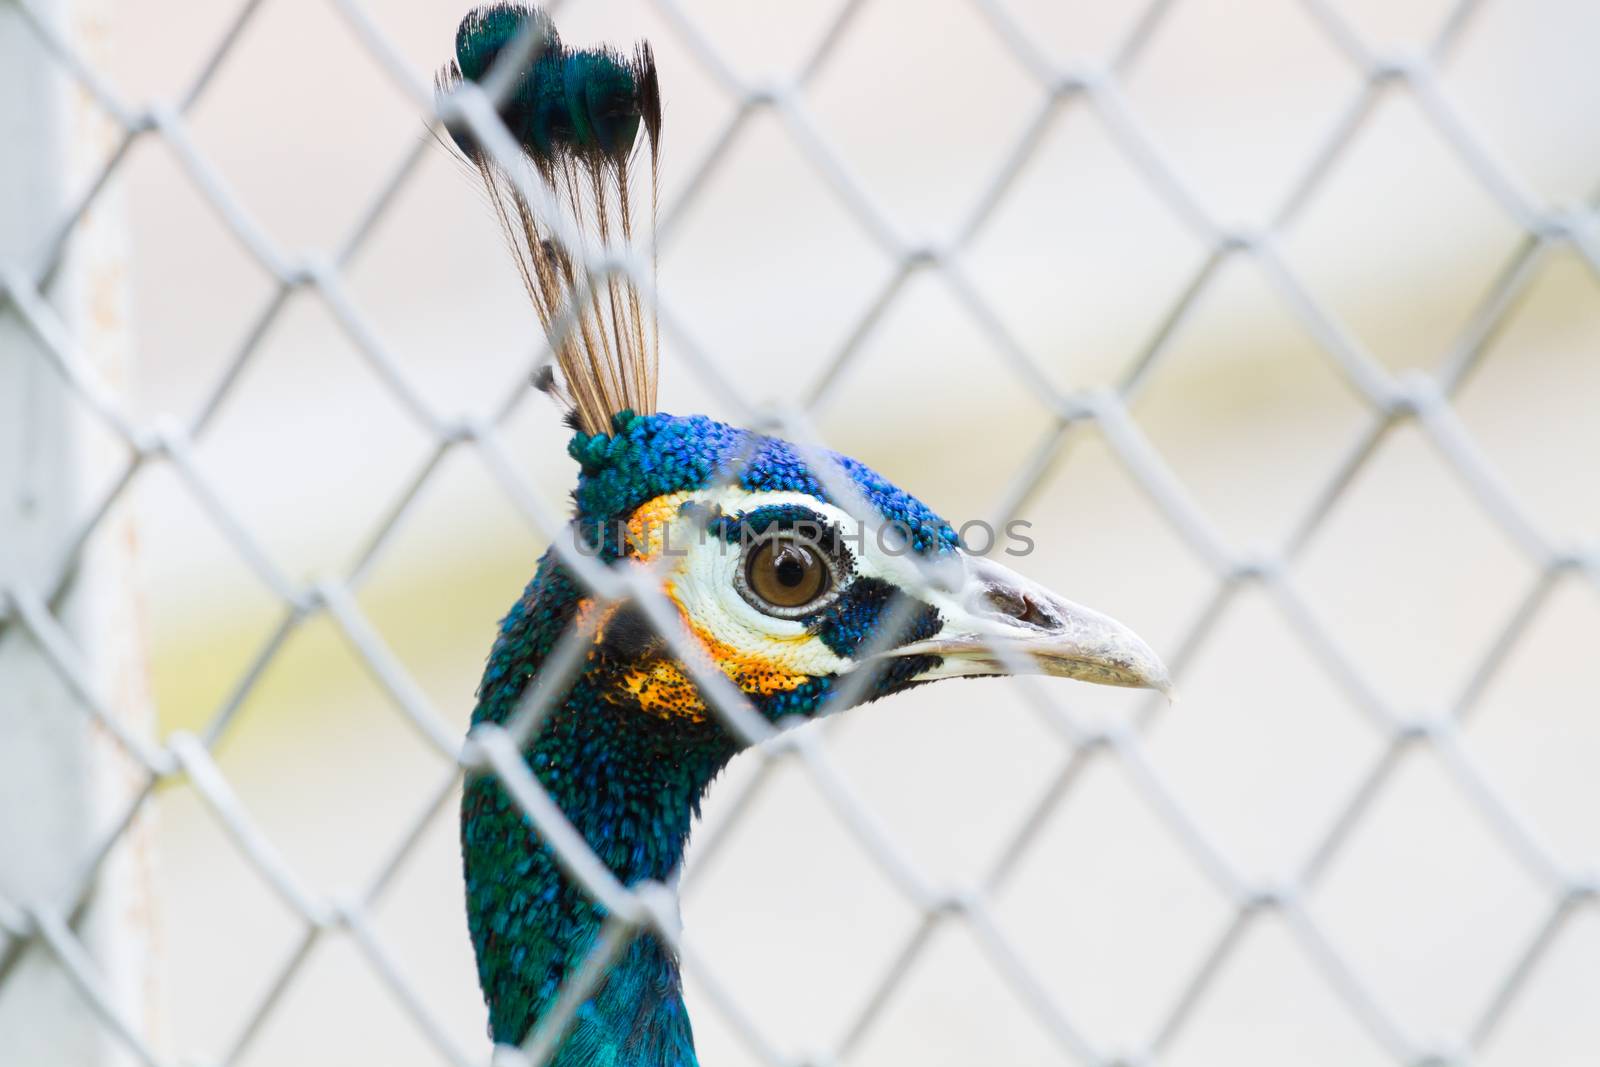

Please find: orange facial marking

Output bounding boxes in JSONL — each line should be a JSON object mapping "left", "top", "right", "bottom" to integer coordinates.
{"left": 680, "top": 611, "right": 811, "bottom": 698}
{"left": 623, "top": 491, "right": 695, "bottom": 561}
{"left": 582, "top": 493, "right": 817, "bottom": 722}
{"left": 620, "top": 660, "right": 708, "bottom": 722}
{"left": 596, "top": 588, "right": 812, "bottom": 724}
{"left": 614, "top": 613, "right": 810, "bottom": 723}
{"left": 574, "top": 597, "right": 606, "bottom": 636}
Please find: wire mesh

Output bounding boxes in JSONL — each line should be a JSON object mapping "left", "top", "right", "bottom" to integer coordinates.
{"left": 2, "top": 1, "right": 1598, "bottom": 1065}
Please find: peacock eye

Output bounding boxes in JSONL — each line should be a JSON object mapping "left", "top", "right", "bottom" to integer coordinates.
{"left": 737, "top": 536, "right": 836, "bottom": 617}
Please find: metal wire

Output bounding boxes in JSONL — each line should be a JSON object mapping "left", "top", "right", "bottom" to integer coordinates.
{"left": 1, "top": 1, "right": 1597, "bottom": 1065}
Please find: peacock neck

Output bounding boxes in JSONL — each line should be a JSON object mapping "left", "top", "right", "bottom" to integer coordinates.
{"left": 464, "top": 558, "right": 739, "bottom": 1066}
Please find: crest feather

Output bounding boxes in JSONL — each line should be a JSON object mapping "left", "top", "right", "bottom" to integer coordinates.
{"left": 439, "top": 4, "right": 661, "bottom": 436}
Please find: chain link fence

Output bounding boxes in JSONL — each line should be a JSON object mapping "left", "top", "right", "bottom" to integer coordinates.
{"left": 2, "top": 0, "right": 1598, "bottom": 1065}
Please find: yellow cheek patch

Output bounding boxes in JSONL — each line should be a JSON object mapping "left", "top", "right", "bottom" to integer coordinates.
{"left": 601, "top": 586, "right": 812, "bottom": 723}
{"left": 620, "top": 660, "right": 707, "bottom": 722}
{"left": 686, "top": 615, "right": 811, "bottom": 698}
{"left": 578, "top": 596, "right": 702, "bottom": 722}
{"left": 617, "top": 617, "right": 811, "bottom": 723}
{"left": 624, "top": 491, "right": 695, "bottom": 561}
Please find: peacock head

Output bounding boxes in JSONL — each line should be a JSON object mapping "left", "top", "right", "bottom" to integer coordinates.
{"left": 561, "top": 410, "right": 1170, "bottom": 731}
{"left": 443, "top": 5, "right": 1170, "bottom": 1058}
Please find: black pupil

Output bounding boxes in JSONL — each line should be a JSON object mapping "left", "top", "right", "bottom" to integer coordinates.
{"left": 774, "top": 547, "right": 808, "bottom": 587}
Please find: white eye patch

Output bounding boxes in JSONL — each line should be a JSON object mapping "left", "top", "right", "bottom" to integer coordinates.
{"left": 627, "top": 490, "right": 855, "bottom": 678}
{"left": 621, "top": 486, "right": 965, "bottom": 682}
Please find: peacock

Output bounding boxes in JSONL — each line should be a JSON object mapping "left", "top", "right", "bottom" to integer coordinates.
{"left": 438, "top": 7, "right": 1171, "bottom": 1064}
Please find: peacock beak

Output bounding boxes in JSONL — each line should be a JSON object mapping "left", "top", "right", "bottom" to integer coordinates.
{"left": 874, "top": 556, "right": 1173, "bottom": 695}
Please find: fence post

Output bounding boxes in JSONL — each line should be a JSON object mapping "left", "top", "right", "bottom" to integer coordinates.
{"left": 0, "top": 0, "right": 159, "bottom": 1064}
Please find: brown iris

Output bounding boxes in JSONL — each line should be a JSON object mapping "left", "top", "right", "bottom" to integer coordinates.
{"left": 743, "top": 537, "right": 831, "bottom": 613}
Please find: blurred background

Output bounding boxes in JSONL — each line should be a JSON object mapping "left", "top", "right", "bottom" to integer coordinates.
{"left": 3, "top": 0, "right": 1599, "bottom": 1064}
